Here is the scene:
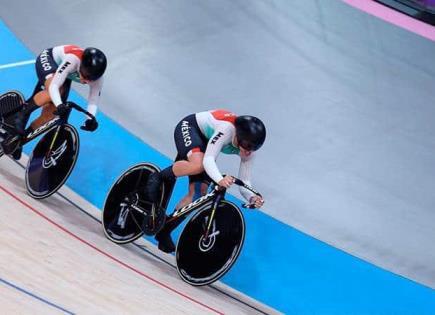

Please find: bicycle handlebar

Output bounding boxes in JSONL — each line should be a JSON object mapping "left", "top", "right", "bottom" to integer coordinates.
{"left": 232, "top": 177, "right": 263, "bottom": 209}
{"left": 66, "top": 101, "right": 95, "bottom": 120}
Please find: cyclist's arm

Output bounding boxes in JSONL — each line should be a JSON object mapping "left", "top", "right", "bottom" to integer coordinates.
{"left": 87, "top": 77, "right": 103, "bottom": 116}
{"left": 238, "top": 154, "right": 256, "bottom": 201}
{"left": 48, "top": 55, "right": 80, "bottom": 106}
{"left": 203, "top": 124, "right": 234, "bottom": 184}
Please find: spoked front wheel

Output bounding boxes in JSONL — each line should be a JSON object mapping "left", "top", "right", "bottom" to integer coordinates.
{"left": 102, "top": 163, "right": 166, "bottom": 244}
{"left": 176, "top": 200, "right": 245, "bottom": 286}
{"left": 25, "top": 124, "right": 79, "bottom": 199}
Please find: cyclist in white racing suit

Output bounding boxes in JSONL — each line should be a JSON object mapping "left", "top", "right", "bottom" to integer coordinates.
{"left": 2, "top": 44, "right": 106, "bottom": 159}
{"left": 146, "top": 109, "right": 266, "bottom": 253}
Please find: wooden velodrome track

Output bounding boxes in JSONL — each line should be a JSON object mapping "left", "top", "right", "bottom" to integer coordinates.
{"left": 0, "top": 155, "right": 279, "bottom": 315}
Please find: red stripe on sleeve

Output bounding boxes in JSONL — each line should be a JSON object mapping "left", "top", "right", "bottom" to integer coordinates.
{"left": 210, "top": 109, "right": 236, "bottom": 124}
{"left": 64, "top": 45, "right": 84, "bottom": 59}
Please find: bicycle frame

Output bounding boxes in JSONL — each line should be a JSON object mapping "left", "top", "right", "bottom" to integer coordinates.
{"left": 1, "top": 101, "right": 94, "bottom": 149}
{"left": 0, "top": 104, "right": 57, "bottom": 143}
{"left": 171, "top": 188, "right": 219, "bottom": 219}
{"left": 23, "top": 116, "right": 61, "bottom": 144}
{"left": 168, "top": 177, "right": 262, "bottom": 238}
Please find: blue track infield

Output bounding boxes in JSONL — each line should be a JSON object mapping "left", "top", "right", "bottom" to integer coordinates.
{"left": 1, "top": 18, "right": 435, "bottom": 314}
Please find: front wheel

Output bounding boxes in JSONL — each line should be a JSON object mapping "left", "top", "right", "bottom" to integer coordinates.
{"left": 176, "top": 200, "right": 245, "bottom": 286}
{"left": 25, "top": 124, "right": 79, "bottom": 199}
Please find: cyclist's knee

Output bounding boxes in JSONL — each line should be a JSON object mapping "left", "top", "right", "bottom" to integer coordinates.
{"left": 33, "top": 90, "right": 51, "bottom": 106}
{"left": 41, "top": 102, "right": 56, "bottom": 115}
{"left": 187, "top": 153, "right": 204, "bottom": 172}
{"left": 186, "top": 157, "right": 204, "bottom": 174}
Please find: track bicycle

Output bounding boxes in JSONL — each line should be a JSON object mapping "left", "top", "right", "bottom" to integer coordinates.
{"left": 0, "top": 90, "right": 96, "bottom": 199}
{"left": 102, "top": 162, "right": 262, "bottom": 285}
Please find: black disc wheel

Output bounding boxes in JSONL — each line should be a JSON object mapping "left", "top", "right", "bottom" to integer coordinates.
{"left": 0, "top": 90, "right": 24, "bottom": 117}
{"left": 0, "top": 91, "right": 25, "bottom": 154}
{"left": 176, "top": 200, "right": 245, "bottom": 286}
{"left": 25, "top": 124, "right": 79, "bottom": 199}
{"left": 102, "top": 163, "right": 166, "bottom": 244}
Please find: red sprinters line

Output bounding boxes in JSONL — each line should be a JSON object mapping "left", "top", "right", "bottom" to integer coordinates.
{"left": 0, "top": 184, "right": 224, "bottom": 315}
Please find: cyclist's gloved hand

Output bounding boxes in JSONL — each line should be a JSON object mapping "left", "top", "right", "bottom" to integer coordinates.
{"left": 53, "top": 103, "right": 69, "bottom": 117}
{"left": 81, "top": 118, "right": 98, "bottom": 132}
{"left": 218, "top": 175, "right": 234, "bottom": 189}
{"left": 249, "top": 195, "right": 264, "bottom": 209}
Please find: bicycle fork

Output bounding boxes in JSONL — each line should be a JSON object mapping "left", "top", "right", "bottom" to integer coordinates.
{"left": 203, "top": 191, "right": 224, "bottom": 239}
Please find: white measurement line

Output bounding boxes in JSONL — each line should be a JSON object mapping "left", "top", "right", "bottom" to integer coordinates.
{"left": 0, "top": 59, "right": 35, "bottom": 70}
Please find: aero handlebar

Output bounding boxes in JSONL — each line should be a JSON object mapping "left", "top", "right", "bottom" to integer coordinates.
{"left": 66, "top": 101, "right": 95, "bottom": 120}
{"left": 233, "top": 177, "right": 262, "bottom": 209}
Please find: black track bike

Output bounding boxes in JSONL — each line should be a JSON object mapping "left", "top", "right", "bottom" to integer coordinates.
{"left": 102, "top": 162, "right": 262, "bottom": 286}
{"left": 0, "top": 90, "right": 96, "bottom": 199}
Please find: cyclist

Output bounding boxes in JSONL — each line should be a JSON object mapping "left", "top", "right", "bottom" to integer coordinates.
{"left": 146, "top": 109, "right": 266, "bottom": 253}
{"left": 2, "top": 45, "right": 106, "bottom": 159}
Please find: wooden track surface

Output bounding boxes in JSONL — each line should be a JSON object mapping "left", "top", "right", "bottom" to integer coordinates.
{"left": 0, "top": 155, "right": 279, "bottom": 315}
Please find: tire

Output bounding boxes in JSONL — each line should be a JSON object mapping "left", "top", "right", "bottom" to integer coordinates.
{"left": 176, "top": 200, "right": 245, "bottom": 286}
{"left": 25, "top": 124, "right": 79, "bottom": 199}
{"left": 0, "top": 91, "right": 24, "bottom": 139}
{"left": 102, "top": 163, "right": 166, "bottom": 244}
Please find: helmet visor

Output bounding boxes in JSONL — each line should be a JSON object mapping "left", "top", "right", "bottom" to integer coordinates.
{"left": 80, "top": 67, "right": 101, "bottom": 81}
{"left": 238, "top": 138, "right": 257, "bottom": 151}
{"left": 80, "top": 67, "right": 96, "bottom": 81}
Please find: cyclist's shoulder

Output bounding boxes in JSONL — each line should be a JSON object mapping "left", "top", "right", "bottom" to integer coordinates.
{"left": 197, "top": 109, "right": 236, "bottom": 128}
{"left": 209, "top": 109, "right": 237, "bottom": 122}
{"left": 53, "top": 45, "right": 83, "bottom": 62}
{"left": 59, "top": 44, "right": 84, "bottom": 54}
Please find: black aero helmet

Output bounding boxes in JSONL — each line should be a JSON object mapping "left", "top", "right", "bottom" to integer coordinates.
{"left": 235, "top": 115, "right": 266, "bottom": 151}
{"left": 80, "top": 47, "right": 107, "bottom": 81}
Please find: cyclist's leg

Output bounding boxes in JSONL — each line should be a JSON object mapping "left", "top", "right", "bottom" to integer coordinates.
{"left": 155, "top": 173, "right": 209, "bottom": 253}
{"left": 29, "top": 78, "right": 71, "bottom": 131}
{"left": 175, "top": 180, "right": 208, "bottom": 209}
{"left": 15, "top": 48, "right": 60, "bottom": 135}
{"left": 170, "top": 114, "right": 208, "bottom": 177}
{"left": 146, "top": 114, "right": 207, "bottom": 201}
{"left": 147, "top": 151, "right": 204, "bottom": 201}
{"left": 0, "top": 89, "right": 41, "bottom": 156}
{"left": 21, "top": 47, "right": 71, "bottom": 134}
{"left": 2, "top": 49, "right": 57, "bottom": 158}
{"left": 4, "top": 78, "right": 55, "bottom": 157}
{"left": 172, "top": 152, "right": 204, "bottom": 176}
{"left": 3, "top": 78, "right": 70, "bottom": 158}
